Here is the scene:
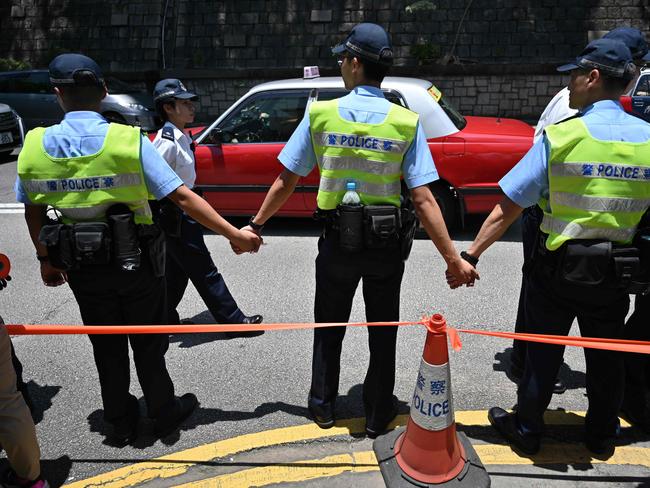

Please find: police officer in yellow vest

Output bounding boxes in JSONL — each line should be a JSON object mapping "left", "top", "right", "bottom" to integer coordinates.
{"left": 15, "top": 54, "right": 261, "bottom": 446}
{"left": 457, "top": 38, "right": 650, "bottom": 455}
{"left": 238, "top": 23, "right": 478, "bottom": 437}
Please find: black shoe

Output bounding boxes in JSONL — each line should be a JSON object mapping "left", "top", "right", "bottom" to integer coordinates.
{"left": 109, "top": 395, "right": 140, "bottom": 447}
{"left": 620, "top": 402, "right": 650, "bottom": 433}
{"left": 154, "top": 393, "right": 199, "bottom": 438}
{"left": 0, "top": 468, "right": 50, "bottom": 488}
{"left": 308, "top": 404, "right": 335, "bottom": 429}
{"left": 585, "top": 435, "right": 615, "bottom": 456}
{"left": 488, "top": 407, "right": 540, "bottom": 455}
{"left": 225, "top": 315, "right": 264, "bottom": 338}
{"left": 366, "top": 403, "right": 399, "bottom": 439}
{"left": 553, "top": 378, "right": 567, "bottom": 395}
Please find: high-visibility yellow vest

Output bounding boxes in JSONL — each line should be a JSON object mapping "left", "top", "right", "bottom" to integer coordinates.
{"left": 17, "top": 123, "right": 153, "bottom": 225}
{"left": 309, "top": 99, "right": 418, "bottom": 210}
{"left": 541, "top": 117, "right": 650, "bottom": 250}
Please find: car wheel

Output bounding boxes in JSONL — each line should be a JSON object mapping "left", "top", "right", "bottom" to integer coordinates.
{"left": 103, "top": 112, "right": 126, "bottom": 124}
{"left": 418, "top": 181, "right": 458, "bottom": 236}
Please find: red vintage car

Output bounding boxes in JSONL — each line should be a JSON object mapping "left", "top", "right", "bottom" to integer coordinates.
{"left": 174, "top": 76, "right": 534, "bottom": 226}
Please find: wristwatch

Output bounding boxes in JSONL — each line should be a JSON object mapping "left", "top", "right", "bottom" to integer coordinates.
{"left": 460, "top": 251, "right": 479, "bottom": 266}
{"left": 248, "top": 217, "right": 264, "bottom": 233}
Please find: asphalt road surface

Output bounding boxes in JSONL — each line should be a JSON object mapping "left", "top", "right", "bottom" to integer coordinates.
{"left": 1, "top": 155, "right": 648, "bottom": 487}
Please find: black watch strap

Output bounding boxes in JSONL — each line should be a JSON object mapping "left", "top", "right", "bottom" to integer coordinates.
{"left": 460, "top": 251, "right": 479, "bottom": 266}
{"left": 248, "top": 217, "right": 264, "bottom": 232}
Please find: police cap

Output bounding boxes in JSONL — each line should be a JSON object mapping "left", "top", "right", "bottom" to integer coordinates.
{"left": 153, "top": 79, "right": 198, "bottom": 103}
{"left": 557, "top": 38, "right": 635, "bottom": 79}
{"left": 604, "top": 27, "right": 650, "bottom": 62}
{"left": 49, "top": 53, "right": 104, "bottom": 86}
{"left": 331, "top": 23, "right": 393, "bottom": 66}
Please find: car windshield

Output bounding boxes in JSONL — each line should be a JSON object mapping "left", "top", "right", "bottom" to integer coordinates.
{"left": 105, "top": 76, "right": 141, "bottom": 94}
{"left": 427, "top": 83, "right": 467, "bottom": 131}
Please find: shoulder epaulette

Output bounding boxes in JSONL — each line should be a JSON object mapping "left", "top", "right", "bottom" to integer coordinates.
{"left": 161, "top": 126, "right": 175, "bottom": 141}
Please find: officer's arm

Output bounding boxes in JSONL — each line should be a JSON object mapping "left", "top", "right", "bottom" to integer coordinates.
{"left": 24, "top": 204, "right": 49, "bottom": 258}
{"left": 167, "top": 185, "right": 261, "bottom": 252}
{"left": 251, "top": 168, "right": 301, "bottom": 226}
{"left": 467, "top": 196, "right": 523, "bottom": 258}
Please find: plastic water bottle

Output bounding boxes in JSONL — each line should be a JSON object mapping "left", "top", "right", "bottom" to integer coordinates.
{"left": 341, "top": 181, "right": 361, "bottom": 205}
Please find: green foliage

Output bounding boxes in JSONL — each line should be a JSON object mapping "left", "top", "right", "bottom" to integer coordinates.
{"left": 0, "top": 58, "right": 31, "bottom": 71}
{"left": 410, "top": 42, "right": 441, "bottom": 64}
{"left": 405, "top": 1, "right": 436, "bottom": 14}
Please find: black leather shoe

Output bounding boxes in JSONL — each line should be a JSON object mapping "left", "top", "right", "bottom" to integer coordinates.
{"left": 585, "top": 435, "right": 615, "bottom": 456}
{"left": 225, "top": 315, "right": 264, "bottom": 338}
{"left": 154, "top": 393, "right": 198, "bottom": 438}
{"left": 308, "top": 404, "right": 335, "bottom": 429}
{"left": 366, "top": 403, "right": 399, "bottom": 439}
{"left": 109, "top": 395, "right": 140, "bottom": 447}
{"left": 553, "top": 378, "right": 567, "bottom": 395}
{"left": 488, "top": 406, "right": 540, "bottom": 455}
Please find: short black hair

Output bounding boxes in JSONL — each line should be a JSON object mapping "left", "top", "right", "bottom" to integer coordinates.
{"left": 155, "top": 99, "right": 176, "bottom": 122}
{"left": 600, "top": 73, "right": 632, "bottom": 93}
{"left": 354, "top": 55, "right": 391, "bottom": 83}
{"left": 55, "top": 71, "right": 105, "bottom": 110}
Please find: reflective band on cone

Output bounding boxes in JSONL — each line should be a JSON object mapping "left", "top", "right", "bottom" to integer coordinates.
{"left": 373, "top": 314, "right": 490, "bottom": 487}
{"left": 0, "top": 254, "right": 10, "bottom": 280}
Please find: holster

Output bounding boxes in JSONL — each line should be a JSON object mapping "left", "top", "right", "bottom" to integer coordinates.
{"left": 399, "top": 198, "right": 418, "bottom": 261}
{"left": 139, "top": 223, "right": 166, "bottom": 278}
{"left": 157, "top": 198, "right": 183, "bottom": 238}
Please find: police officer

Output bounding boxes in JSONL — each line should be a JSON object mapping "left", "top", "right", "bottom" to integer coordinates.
{"left": 15, "top": 54, "right": 261, "bottom": 445}
{"left": 510, "top": 27, "right": 650, "bottom": 395}
{"left": 237, "top": 23, "right": 477, "bottom": 436}
{"left": 151, "top": 79, "right": 263, "bottom": 336}
{"left": 457, "top": 38, "right": 650, "bottom": 455}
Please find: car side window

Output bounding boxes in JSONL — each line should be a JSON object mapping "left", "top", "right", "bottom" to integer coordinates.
{"left": 10, "top": 72, "right": 51, "bottom": 94}
{"left": 316, "top": 89, "right": 407, "bottom": 107}
{"left": 634, "top": 75, "right": 650, "bottom": 97}
{"left": 213, "top": 90, "right": 310, "bottom": 144}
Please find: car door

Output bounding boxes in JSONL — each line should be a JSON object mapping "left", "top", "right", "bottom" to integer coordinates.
{"left": 0, "top": 72, "right": 62, "bottom": 130}
{"left": 631, "top": 73, "right": 650, "bottom": 121}
{"left": 194, "top": 89, "right": 311, "bottom": 215}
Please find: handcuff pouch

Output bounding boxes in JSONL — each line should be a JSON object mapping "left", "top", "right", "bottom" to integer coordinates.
{"left": 363, "top": 205, "right": 401, "bottom": 249}
{"left": 73, "top": 222, "right": 111, "bottom": 267}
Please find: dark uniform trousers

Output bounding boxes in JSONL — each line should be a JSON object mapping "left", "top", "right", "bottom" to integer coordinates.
{"left": 165, "top": 214, "right": 245, "bottom": 324}
{"left": 67, "top": 258, "right": 175, "bottom": 424}
{"left": 511, "top": 205, "right": 543, "bottom": 368}
{"left": 309, "top": 233, "right": 405, "bottom": 428}
{"left": 518, "top": 264, "right": 629, "bottom": 440}
{"left": 623, "top": 294, "right": 650, "bottom": 408}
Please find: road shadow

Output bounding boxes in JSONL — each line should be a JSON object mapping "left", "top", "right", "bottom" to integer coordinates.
{"left": 24, "top": 380, "right": 62, "bottom": 425}
{"left": 0, "top": 456, "right": 72, "bottom": 488}
{"left": 493, "top": 347, "right": 587, "bottom": 391}
{"left": 169, "top": 310, "right": 266, "bottom": 348}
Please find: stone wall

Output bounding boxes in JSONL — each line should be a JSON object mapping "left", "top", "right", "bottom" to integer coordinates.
{"left": 0, "top": 0, "right": 648, "bottom": 121}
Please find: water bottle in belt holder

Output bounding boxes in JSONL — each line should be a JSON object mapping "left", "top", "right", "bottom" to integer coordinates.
{"left": 338, "top": 181, "right": 364, "bottom": 253}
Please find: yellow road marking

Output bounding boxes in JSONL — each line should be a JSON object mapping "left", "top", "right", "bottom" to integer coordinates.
{"left": 172, "top": 451, "right": 378, "bottom": 488}
{"left": 62, "top": 410, "right": 632, "bottom": 488}
{"left": 173, "top": 445, "right": 650, "bottom": 488}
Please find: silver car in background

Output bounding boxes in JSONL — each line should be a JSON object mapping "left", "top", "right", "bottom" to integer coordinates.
{"left": 0, "top": 103, "right": 24, "bottom": 163}
{"left": 0, "top": 70, "right": 159, "bottom": 131}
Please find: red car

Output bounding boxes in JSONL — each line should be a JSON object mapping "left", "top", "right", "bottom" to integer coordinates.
{"left": 167, "top": 77, "right": 533, "bottom": 226}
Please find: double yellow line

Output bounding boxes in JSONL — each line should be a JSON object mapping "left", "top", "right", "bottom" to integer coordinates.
{"left": 64, "top": 411, "right": 647, "bottom": 488}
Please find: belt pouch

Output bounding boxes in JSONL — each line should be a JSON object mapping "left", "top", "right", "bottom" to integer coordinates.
{"left": 399, "top": 205, "right": 417, "bottom": 261}
{"left": 73, "top": 223, "right": 111, "bottom": 266}
{"left": 559, "top": 240, "right": 611, "bottom": 286}
{"left": 38, "top": 224, "right": 75, "bottom": 270}
{"left": 364, "top": 205, "right": 400, "bottom": 249}
{"left": 158, "top": 198, "right": 183, "bottom": 238}
{"left": 139, "top": 224, "right": 166, "bottom": 278}
{"left": 107, "top": 209, "right": 141, "bottom": 272}
{"left": 337, "top": 204, "right": 364, "bottom": 253}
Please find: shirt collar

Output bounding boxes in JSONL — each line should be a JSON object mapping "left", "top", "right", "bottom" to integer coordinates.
{"left": 63, "top": 111, "right": 107, "bottom": 121}
{"left": 580, "top": 99, "right": 623, "bottom": 116}
{"left": 352, "top": 85, "right": 385, "bottom": 98}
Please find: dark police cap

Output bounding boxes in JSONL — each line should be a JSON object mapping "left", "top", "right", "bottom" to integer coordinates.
{"left": 331, "top": 23, "right": 393, "bottom": 66}
{"left": 604, "top": 27, "right": 650, "bottom": 62}
{"left": 49, "top": 53, "right": 104, "bottom": 86}
{"left": 557, "top": 38, "right": 635, "bottom": 79}
{"left": 153, "top": 79, "right": 197, "bottom": 102}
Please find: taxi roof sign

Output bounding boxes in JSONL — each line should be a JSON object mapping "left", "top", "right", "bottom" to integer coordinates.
{"left": 303, "top": 66, "right": 320, "bottom": 79}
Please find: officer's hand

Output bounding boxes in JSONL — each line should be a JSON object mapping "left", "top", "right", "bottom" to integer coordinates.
{"left": 0, "top": 275, "right": 11, "bottom": 290}
{"left": 230, "top": 228, "right": 263, "bottom": 254}
{"left": 446, "top": 258, "right": 479, "bottom": 289}
{"left": 40, "top": 261, "right": 67, "bottom": 287}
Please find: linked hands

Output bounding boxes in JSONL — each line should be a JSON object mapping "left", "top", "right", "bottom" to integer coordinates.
{"left": 445, "top": 257, "right": 479, "bottom": 289}
{"left": 230, "top": 226, "right": 263, "bottom": 255}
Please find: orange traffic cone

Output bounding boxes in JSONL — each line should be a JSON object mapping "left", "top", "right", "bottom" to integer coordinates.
{"left": 0, "top": 254, "right": 10, "bottom": 280}
{"left": 374, "top": 314, "right": 490, "bottom": 487}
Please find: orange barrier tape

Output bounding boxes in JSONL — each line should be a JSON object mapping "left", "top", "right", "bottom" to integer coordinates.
{"left": 0, "top": 254, "right": 10, "bottom": 280}
{"left": 4, "top": 315, "right": 650, "bottom": 355}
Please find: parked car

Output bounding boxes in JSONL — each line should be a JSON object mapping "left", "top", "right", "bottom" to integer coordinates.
{"left": 0, "top": 103, "right": 24, "bottom": 162}
{"left": 0, "top": 70, "right": 159, "bottom": 131}
{"left": 175, "top": 76, "right": 534, "bottom": 227}
{"left": 620, "top": 67, "right": 650, "bottom": 121}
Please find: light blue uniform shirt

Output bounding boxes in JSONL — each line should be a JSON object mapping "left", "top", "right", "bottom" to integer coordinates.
{"left": 15, "top": 111, "right": 183, "bottom": 203}
{"left": 500, "top": 100, "right": 650, "bottom": 208}
{"left": 278, "top": 85, "right": 438, "bottom": 189}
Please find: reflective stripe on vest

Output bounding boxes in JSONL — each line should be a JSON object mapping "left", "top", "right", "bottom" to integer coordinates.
{"left": 541, "top": 117, "right": 650, "bottom": 250}
{"left": 309, "top": 99, "right": 418, "bottom": 210}
{"left": 17, "top": 124, "right": 153, "bottom": 225}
